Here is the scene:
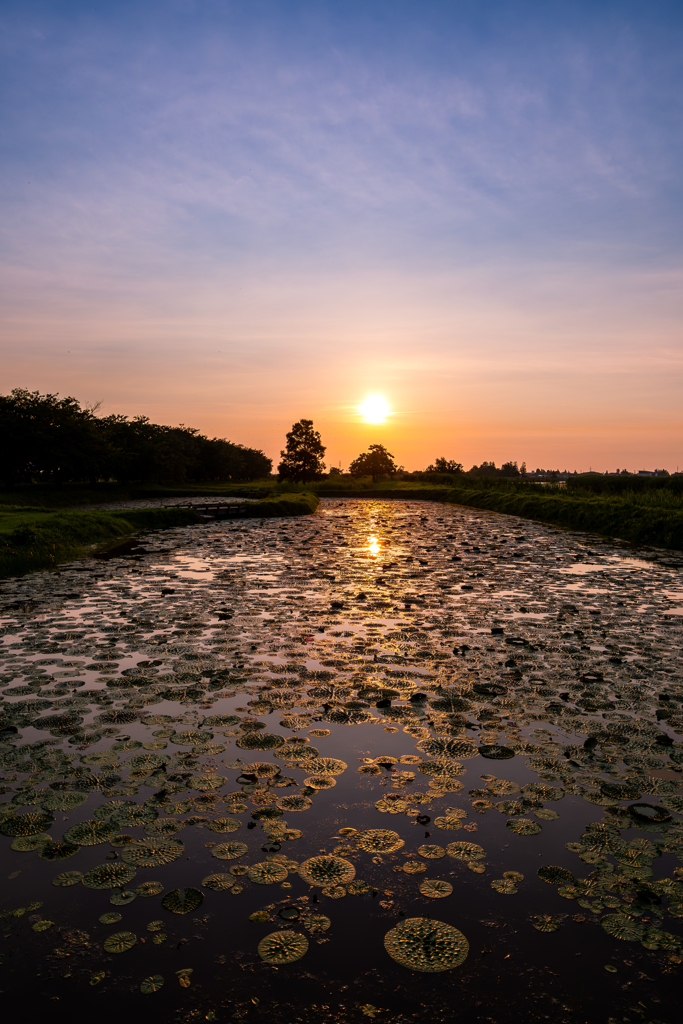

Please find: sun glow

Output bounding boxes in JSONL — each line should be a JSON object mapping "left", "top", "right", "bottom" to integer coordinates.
{"left": 358, "top": 395, "right": 390, "bottom": 424}
{"left": 366, "top": 535, "right": 381, "bottom": 556}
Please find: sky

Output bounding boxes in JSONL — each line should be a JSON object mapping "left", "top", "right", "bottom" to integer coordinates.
{"left": 1, "top": 0, "right": 682, "bottom": 473}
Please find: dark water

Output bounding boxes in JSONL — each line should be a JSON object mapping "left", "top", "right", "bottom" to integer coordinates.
{"left": 0, "top": 499, "right": 682, "bottom": 1024}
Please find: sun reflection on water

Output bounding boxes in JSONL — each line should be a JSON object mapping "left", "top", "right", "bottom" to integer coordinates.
{"left": 366, "top": 535, "right": 381, "bottom": 556}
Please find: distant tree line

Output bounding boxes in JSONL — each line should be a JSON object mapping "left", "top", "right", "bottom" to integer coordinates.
{"left": 0, "top": 389, "right": 272, "bottom": 486}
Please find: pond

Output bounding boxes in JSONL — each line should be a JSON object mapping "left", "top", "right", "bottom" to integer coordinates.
{"left": 0, "top": 498, "right": 682, "bottom": 1023}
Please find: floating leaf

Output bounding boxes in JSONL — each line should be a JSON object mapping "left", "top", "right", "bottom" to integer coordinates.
{"left": 383, "top": 917, "right": 469, "bottom": 972}
{"left": 63, "top": 820, "right": 118, "bottom": 846}
{"left": 206, "top": 818, "right": 241, "bottom": 834}
{"left": 299, "top": 855, "right": 356, "bottom": 886}
{"left": 83, "top": 863, "right": 137, "bottom": 890}
{"left": 161, "top": 887, "right": 204, "bottom": 914}
{"left": 446, "top": 842, "right": 486, "bottom": 861}
{"left": 532, "top": 915, "right": 561, "bottom": 933}
{"left": 355, "top": 830, "right": 405, "bottom": 854}
{"left": 247, "top": 861, "right": 289, "bottom": 884}
{"left": 212, "top": 842, "right": 249, "bottom": 861}
{"left": 99, "top": 912, "right": 122, "bottom": 924}
{"left": 121, "top": 837, "right": 184, "bottom": 868}
{"left": 140, "top": 975, "right": 165, "bottom": 994}
{"left": 103, "top": 930, "right": 137, "bottom": 953}
{"left": 419, "top": 879, "right": 453, "bottom": 899}
{"left": 538, "top": 865, "right": 574, "bottom": 885}
{"left": 506, "top": 819, "right": 542, "bottom": 836}
{"left": 417, "top": 844, "right": 445, "bottom": 860}
{"left": 202, "top": 873, "right": 234, "bottom": 891}
{"left": 257, "top": 930, "right": 309, "bottom": 964}
{"left": 0, "top": 811, "right": 54, "bottom": 837}
{"left": 53, "top": 870, "right": 83, "bottom": 887}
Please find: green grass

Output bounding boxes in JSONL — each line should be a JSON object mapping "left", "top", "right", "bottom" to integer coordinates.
{"left": 443, "top": 484, "right": 683, "bottom": 550}
{"left": 0, "top": 481, "right": 275, "bottom": 508}
{"left": 0, "top": 506, "right": 202, "bottom": 578}
{"left": 246, "top": 491, "right": 320, "bottom": 517}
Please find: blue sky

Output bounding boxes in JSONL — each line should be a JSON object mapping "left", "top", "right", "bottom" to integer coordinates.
{"left": 1, "top": 0, "right": 682, "bottom": 470}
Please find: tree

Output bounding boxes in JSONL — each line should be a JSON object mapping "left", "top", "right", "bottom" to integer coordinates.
{"left": 348, "top": 443, "right": 397, "bottom": 482}
{"left": 425, "top": 457, "right": 463, "bottom": 474}
{"left": 277, "top": 419, "right": 326, "bottom": 482}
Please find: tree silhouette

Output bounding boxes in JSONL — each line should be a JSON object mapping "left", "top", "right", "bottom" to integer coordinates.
{"left": 348, "top": 443, "right": 397, "bottom": 482}
{"left": 425, "top": 457, "right": 463, "bottom": 473}
{"left": 277, "top": 419, "right": 326, "bottom": 483}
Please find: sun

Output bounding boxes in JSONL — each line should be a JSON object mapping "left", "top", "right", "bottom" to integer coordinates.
{"left": 358, "top": 395, "right": 390, "bottom": 424}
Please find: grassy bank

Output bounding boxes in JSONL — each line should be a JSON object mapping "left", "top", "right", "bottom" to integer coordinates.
{"left": 443, "top": 485, "right": 683, "bottom": 550}
{"left": 0, "top": 481, "right": 274, "bottom": 508}
{"left": 246, "top": 491, "right": 320, "bottom": 517}
{"left": 0, "top": 506, "right": 202, "bottom": 578}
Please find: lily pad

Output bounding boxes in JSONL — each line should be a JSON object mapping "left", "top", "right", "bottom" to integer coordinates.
{"left": 121, "top": 837, "right": 184, "bottom": 868}
{"left": 506, "top": 819, "right": 542, "bottom": 836}
{"left": 140, "top": 975, "right": 165, "bottom": 994}
{"left": 257, "top": 929, "right": 309, "bottom": 964}
{"left": 103, "top": 930, "right": 137, "bottom": 953}
{"left": 212, "top": 842, "right": 249, "bottom": 861}
{"left": 63, "top": 819, "right": 118, "bottom": 846}
{"left": 355, "top": 829, "right": 405, "bottom": 854}
{"left": 419, "top": 879, "right": 453, "bottom": 898}
{"left": 299, "top": 855, "right": 356, "bottom": 886}
{"left": 82, "top": 863, "right": 137, "bottom": 890}
{"left": 383, "top": 917, "right": 469, "bottom": 972}
{"left": 247, "top": 861, "right": 289, "bottom": 884}
{"left": 161, "top": 887, "right": 204, "bottom": 914}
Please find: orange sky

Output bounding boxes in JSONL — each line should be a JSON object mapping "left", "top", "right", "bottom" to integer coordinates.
{"left": 2, "top": 3, "right": 682, "bottom": 473}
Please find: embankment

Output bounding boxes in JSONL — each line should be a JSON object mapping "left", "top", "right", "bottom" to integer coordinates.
{"left": 0, "top": 506, "right": 202, "bottom": 578}
{"left": 443, "top": 486, "right": 683, "bottom": 550}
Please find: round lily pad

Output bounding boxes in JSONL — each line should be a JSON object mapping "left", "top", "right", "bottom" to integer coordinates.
{"left": 479, "top": 745, "right": 515, "bottom": 760}
{"left": 403, "top": 860, "right": 427, "bottom": 875}
{"left": 418, "top": 844, "right": 445, "bottom": 860}
{"left": 446, "top": 842, "right": 486, "bottom": 861}
{"left": 299, "top": 855, "right": 356, "bottom": 886}
{"left": 257, "top": 929, "right": 309, "bottom": 964}
{"left": 491, "top": 879, "right": 518, "bottom": 894}
{"left": 303, "top": 757, "right": 348, "bottom": 776}
{"left": 53, "top": 870, "right": 83, "bottom": 887}
{"left": 538, "top": 865, "right": 574, "bottom": 885}
{"left": 212, "top": 842, "right": 249, "bottom": 861}
{"left": 110, "top": 890, "right": 137, "bottom": 906}
{"left": 506, "top": 819, "right": 542, "bottom": 836}
{"left": 322, "top": 884, "right": 346, "bottom": 899}
{"left": 419, "top": 879, "right": 453, "bottom": 898}
{"left": 384, "top": 917, "right": 469, "bottom": 972}
{"left": 99, "top": 912, "right": 122, "bottom": 924}
{"left": 103, "top": 930, "right": 137, "bottom": 953}
{"left": 533, "top": 915, "right": 561, "bottom": 933}
{"left": 303, "top": 775, "right": 336, "bottom": 789}
{"left": 206, "top": 818, "right": 241, "bottom": 834}
{"left": 121, "top": 837, "right": 184, "bottom": 868}
{"left": 39, "top": 840, "right": 80, "bottom": 862}
{"left": 63, "top": 819, "right": 118, "bottom": 846}
{"left": 202, "top": 873, "right": 234, "bottom": 891}
{"left": 236, "top": 733, "right": 285, "bottom": 750}
{"left": 140, "top": 975, "right": 165, "bottom": 994}
{"left": 0, "top": 811, "right": 55, "bottom": 837}
{"left": 11, "top": 834, "right": 50, "bottom": 852}
{"left": 247, "top": 861, "right": 289, "bottom": 884}
{"left": 417, "top": 738, "right": 478, "bottom": 760}
{"left": 601, "top": 914, "right": 645, "bottom": 941}
{"left": 135, "top": 881, "right": 164, "bottom": 897}
{"left": 628, "top": 803, "right": 672, "bottom": 823}
{"left": 82, "top": 863, "right": 137, "bottom": 890}
{"left": 161, "top": 887, "right": 204, "bottom": 914}
{"left": 355, "top": 829, "right": 405, "bottom": 854}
